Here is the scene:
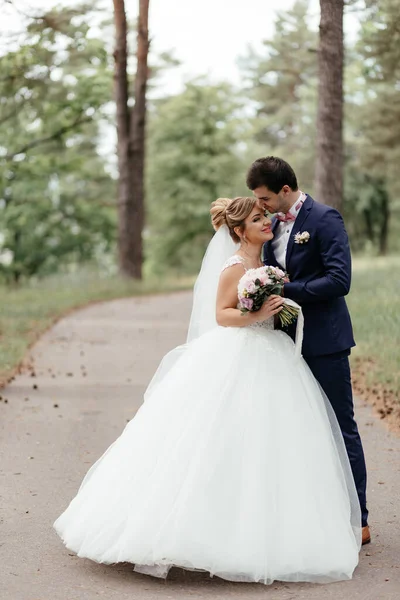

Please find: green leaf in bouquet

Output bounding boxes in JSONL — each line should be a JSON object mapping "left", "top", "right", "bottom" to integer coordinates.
{"left": 270, "top": 284, "right": 283, "bottom": 295}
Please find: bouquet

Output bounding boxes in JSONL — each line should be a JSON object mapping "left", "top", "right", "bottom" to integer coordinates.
{"left": 237, "top": 266, "right": 299, "bottom": 327}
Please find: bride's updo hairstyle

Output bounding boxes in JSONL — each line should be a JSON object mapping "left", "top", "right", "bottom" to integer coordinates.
{"left": 210, "top": 196, "right": 257, "bottom": 243}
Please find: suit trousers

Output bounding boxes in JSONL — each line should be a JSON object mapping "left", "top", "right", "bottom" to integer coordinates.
{"left": 304, "top": 349, "right": 369, "bottom": 527}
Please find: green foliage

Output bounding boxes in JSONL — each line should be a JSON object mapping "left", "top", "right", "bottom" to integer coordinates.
{"left": 0, "top": 5, "right": 116, "bottom": 282}
{"left": 342, "top": 0, "right": 400, "bottom": 254}
{"left": 343, "top": 171, "right": 390, "bottom": 253}
{"left": 236, "top": 0, "right": 398, "bottom": 255}
{"left": 239, "top": 0, "right": 318, "bottom": 192}
{"left": 363, "top": 0, "right": 400, "bottom": 82}
{"left": 353, "top": 0, "right": 400, "bottom": 186}
{"left": 145, "top": 80, "right": 249, "bottom": 274}
{"left": 1, "top": 0, "right": 399, "bottom": 285}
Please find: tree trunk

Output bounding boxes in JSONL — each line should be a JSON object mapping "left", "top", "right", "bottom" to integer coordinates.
{"left": 314, "top": 0, "right": 344, "bottom": 212}
{"left": 112, "top": 0, "right": 135, "bottom": 277}
{"left": 363, "top": 209, "right": 374, "bottom": 243}
{"left": 113, "top": 0, "right": 149, "bottom": 279}
{"left": 128, "top": 0, "right": 150, "bottom": 279}
{"left": 379, "top": 188, "right": 390, "bottom": 256}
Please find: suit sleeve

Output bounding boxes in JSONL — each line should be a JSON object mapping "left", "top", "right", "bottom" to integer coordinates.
{"left": 283, "top": 209, "right": 351, "bottom": 304}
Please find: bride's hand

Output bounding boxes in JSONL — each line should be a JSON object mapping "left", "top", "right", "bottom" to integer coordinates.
{"left": 250, "top": 295, "right": 284, "bottom": 323}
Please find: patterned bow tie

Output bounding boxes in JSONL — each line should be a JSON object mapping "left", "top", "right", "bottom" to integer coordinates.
{"left": 276, "top": 199, "right": 304, "bottom": 223}
{"left": 276, "top": 212, "right": 296, "bottom": 223}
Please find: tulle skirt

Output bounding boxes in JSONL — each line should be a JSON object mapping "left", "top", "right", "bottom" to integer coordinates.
{"left": 54, "top": 325, "right": 361, "bottom": 585}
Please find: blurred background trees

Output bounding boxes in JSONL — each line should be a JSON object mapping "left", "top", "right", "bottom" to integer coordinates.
{"left": 239, "top": 0, "right": 318, "bottom": 193}
{"left": 343, "top": 0, "right": 400, "bottom": 254}
{"left": 0, "top": 4, "right": 115, "bottom": 282}
{"left": 0, "top": 0, "right": 399, "bottom": 285}
{"left": 145, "top": 80, "right": 248, "bottom": 275}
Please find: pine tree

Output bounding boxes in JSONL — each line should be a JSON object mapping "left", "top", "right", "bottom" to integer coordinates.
{"left": 113, "top": 0, "right": 150, "bottom": 280}
{"left": 0, "top": 6, "right": 116, "bottom": 282}
{"left": 241, "top": 0, "right": 318, "bottom": 191}
{"left": 346, "top": 0, "right": 400, "bottom": 253}
{"left": 146, "top": 81, "right": 247, "bottom": 274}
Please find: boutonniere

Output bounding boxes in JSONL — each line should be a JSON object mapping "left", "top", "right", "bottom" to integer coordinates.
{"left": 294, "top": 231, "right": 310, "bottom": 244}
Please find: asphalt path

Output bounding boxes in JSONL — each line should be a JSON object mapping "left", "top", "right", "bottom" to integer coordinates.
{"left": 1, "top": 292, "right": 399, "bottom": 600}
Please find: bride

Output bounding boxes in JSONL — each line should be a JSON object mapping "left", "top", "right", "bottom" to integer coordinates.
{"left": 54, "top": 196, "right": 361, "bottom": 585}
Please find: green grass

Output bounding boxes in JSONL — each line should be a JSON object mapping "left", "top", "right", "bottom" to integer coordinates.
{"left": 349, "top": 255, "right": 400, "bottom": 400}
{"left": 0, "top": 270, "right": 193, "bottom": 385}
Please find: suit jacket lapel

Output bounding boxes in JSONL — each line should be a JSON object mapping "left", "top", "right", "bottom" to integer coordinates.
{"left": 285, "top": 195, "right": 313, "bottom": 269}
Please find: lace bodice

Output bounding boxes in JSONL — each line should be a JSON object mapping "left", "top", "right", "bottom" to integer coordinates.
{"left": 221, "top": 255, "right": 274, "bottom": 331}
{"left": 248, "top": 318, "right": 274, "bottom": 331}
{"left": 221, "top": 255, "right": 246, "bottom": 272}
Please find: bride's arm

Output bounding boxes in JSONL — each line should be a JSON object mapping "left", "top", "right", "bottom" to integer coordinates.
{"left": 216, "top": 265, "right": 284, "bottom": 328}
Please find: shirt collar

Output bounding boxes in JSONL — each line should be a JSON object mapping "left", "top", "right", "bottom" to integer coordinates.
{"left": 277, "top": 191, "right": 306, "bottom": 221}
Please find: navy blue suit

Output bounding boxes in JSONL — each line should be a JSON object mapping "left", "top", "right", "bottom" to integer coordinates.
{"left": 263, "top": 195, "right": 368, "bottom": 526}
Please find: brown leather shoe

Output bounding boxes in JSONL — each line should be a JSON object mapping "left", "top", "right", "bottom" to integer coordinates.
{"left": 362, "top": 526, "right": 371, "bottom": 545}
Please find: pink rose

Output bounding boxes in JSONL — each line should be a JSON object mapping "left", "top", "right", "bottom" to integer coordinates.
{"left": 258, "top": 272, "right": 272, "bottom": 286}
{"left": 240, "top": 297, "right": 254, "bottom": 310}
{"left": 274, "top": 268, "right": 286, "bottom": 279}
{"left": 238, "top": 273, "right": 253, "bottom": 293}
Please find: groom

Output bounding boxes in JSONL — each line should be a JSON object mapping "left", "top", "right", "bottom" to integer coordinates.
{"left": 246, "top": 156, "right": 370, "bottom": 544}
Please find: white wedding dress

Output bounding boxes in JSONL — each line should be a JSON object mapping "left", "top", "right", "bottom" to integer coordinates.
{"left": 54, "top": 249, "right": 361, "bottom": 585}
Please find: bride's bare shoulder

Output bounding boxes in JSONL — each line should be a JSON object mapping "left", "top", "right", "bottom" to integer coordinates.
{"left": 217, "top": 259, "right": 245, "bottom": 308}
{"left": 218, "top": 258, "right": 246, "bottom": 293}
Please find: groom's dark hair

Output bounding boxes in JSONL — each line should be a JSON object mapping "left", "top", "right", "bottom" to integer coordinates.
{"left": 246, "top": 156, "right": 298, "bottom": 193}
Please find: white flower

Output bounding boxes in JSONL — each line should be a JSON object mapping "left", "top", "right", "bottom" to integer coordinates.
{"left": 246, "top": 281, "right": 257, "bottom": 294}
{"left": 294, "top": 231, "right": 310, "bottom": 244}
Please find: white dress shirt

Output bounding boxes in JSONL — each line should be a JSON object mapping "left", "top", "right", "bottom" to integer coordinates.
{"left": 271, "top": 192, "right": 306, "bottom": 270}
